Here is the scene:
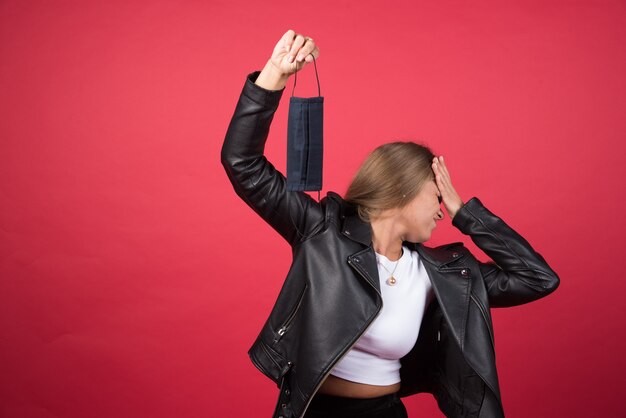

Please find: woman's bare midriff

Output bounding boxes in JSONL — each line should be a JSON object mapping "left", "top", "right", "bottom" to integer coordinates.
{"left": 317, "top": 374, "right": 401, "bottom": 398}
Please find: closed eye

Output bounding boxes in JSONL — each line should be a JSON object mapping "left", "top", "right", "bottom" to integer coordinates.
{"left": 437, "top": 195, "right": 442, "bottom": 204}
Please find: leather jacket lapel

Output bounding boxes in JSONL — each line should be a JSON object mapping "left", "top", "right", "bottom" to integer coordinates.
{"left": 341, "top": 208, "right": 381, "bottom": 295}
{"left": 347, "top": 248, "right": 381, "bottom": 296}
{"left": 414, "top": 243, "right": 472, "bottom": 352}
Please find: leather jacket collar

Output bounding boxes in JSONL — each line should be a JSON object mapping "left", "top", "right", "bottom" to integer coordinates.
{"left": 339, "top": 194, "right": 465, "bottom": 266}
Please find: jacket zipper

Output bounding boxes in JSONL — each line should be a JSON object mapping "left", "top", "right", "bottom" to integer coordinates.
{"left": 469, "top": 292, "right": 495, "bottom": 349}
{"left": 298, "top": 258, "right": 382, "bottom": 418}
{"left": 274, "top": 285, "right": 308, "bottom": 344}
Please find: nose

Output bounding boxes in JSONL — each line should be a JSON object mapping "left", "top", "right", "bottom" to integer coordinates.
{"left": 436, "top": 209, "right": 444, "bottom": 220}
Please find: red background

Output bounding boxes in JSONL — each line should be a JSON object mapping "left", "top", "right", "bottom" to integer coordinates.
{"left": 1, "top": 1, "right": 625, "bottom": 417}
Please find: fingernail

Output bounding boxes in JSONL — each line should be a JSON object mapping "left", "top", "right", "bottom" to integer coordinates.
{"left": 297, "top": 55, "right": 303, "bottom": 62}
{"left": 288, "top": 55, "right": 294, "bottom": 63}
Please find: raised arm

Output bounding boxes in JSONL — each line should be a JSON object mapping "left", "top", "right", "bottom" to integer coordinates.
{"left": 452, "top": 197, "right": 560, "bottom": 307}
{"left": 221, "top": 30, "right": 325, "bottom": 246}
{"left": 433, "top": 156, "right": 559, "bottom": 307}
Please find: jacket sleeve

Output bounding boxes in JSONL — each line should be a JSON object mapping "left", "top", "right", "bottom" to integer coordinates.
{"left": 451, "top": 197, "right": 560, "bottom": 307}
{"left": 221, "top": 70, "right": 324, "bottom": 246}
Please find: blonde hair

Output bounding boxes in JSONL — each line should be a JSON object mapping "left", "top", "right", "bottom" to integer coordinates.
{"left": 344, "top": 142, "right": 436, "bottom": 223}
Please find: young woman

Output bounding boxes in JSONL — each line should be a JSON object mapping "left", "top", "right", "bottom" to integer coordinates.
{"left": 221, "top": 29, "right": 559, "bottom": 418}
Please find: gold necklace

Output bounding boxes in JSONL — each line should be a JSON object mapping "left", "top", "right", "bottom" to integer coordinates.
{"left": 377, "top": 254, "right": 401, "bottom": 286}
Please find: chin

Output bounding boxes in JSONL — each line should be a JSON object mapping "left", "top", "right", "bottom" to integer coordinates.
{"left": 408, "top": 229, "right": 432, "bottom": 243}
{"left": 416, "top": 233, "right": 431, "bottom": 243}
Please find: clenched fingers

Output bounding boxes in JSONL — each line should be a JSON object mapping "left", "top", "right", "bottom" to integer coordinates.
{"left": 283, "top": 31, "right": 317, "bottom": 63}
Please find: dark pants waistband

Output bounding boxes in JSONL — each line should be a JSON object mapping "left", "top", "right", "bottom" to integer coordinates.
{"left": 305, "top": 392, "right": 406, "bottom": 418}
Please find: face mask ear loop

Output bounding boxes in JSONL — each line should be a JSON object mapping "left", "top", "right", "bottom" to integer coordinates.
{"left": 312, "top": 54, "right": 321, "bottom": 97}
{"left": 291, "top": 64, "right": 297, "bottom": 97}
{"left": 291, "top": 54, "right": 321, "bottom": 97}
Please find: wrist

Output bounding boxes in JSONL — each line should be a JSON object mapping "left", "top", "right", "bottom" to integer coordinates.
{"left": 450, "top": 201, "right": 465, "bottom": 220}
{"left": 255, "top": 60, "right": 289, "bottom": 91}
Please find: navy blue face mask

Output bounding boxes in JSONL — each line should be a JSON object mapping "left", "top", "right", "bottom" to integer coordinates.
{"left": 286, "top": 55, "right": 323, "bottom": 194}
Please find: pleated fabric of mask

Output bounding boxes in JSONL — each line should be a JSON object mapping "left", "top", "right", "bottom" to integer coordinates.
{"left": 286, "top": 56, "right": 324, "bottom": 192}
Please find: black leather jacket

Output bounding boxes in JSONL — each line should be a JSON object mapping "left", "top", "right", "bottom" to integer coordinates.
{"left": 221, "top": 70, "right": 560, "bottom": 418}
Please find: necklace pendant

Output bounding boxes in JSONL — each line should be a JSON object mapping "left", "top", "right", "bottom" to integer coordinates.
{"left": 386, "top": 276, "right": 397, "bottom": 286}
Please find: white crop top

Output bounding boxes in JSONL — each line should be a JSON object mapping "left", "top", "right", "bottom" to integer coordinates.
{"left": 330, "top": 245, "right": 435, "bottom": 385}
